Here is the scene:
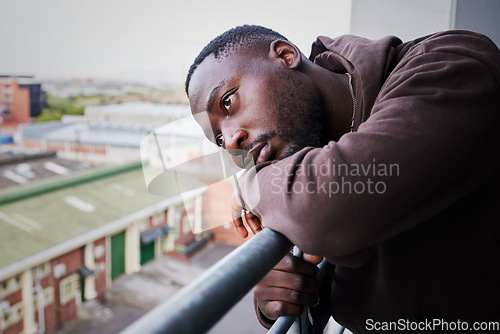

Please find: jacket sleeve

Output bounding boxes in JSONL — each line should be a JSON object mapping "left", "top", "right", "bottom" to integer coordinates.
{"left": 237, "top": 37, "right": 500, "bottom": 266}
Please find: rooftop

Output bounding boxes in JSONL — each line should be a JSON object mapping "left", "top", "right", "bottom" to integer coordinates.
{"left": 0, "top": 159, "right": 203, "bottom": 278}
{"left": 18, "top": 103, "right": 200, "bottom": 148}
{"left": 0, "top": 151, "right": 95, "bottom": 189}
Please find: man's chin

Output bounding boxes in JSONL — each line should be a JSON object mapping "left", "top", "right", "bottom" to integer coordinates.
{"left": 277, "top": 142, "right": 305, "bottom": 161}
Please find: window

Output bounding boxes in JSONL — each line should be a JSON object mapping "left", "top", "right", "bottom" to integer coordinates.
{"left": 138, "top": 220, "right": 148, "bottom": 232}
{"left": 33, "top": 286, "right": 55, "bottom": 309}
{"left": 31, "top": 262, "right": 51, "bottom": 280}
{"left": 59, "top": 274, "right": 80, "bottom": 305}
{"left": 0, "top": 276, "right": 21, "bottom": 296}
{"left": 152, "top": 212, "right": 164, "bottom": 226}
{"left": 0, "top": 302, "right": 23, "bottom": 331}
{"left": 94, "top": 245, "right": 105, "bottom": 259}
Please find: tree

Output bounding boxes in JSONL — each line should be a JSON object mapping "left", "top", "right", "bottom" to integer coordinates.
{"left": 35, "top": 95, "right": 84, "bottom": 122}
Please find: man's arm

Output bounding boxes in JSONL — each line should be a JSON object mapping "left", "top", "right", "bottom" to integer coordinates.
{"left": 236, "top": 38, "right": 500, "bottom": 264}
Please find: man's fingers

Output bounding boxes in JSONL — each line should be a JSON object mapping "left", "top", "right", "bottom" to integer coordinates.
{"left": 260, "top": 270, "right": 320, "bottom": 295}
{"left": 244, "top": 212, "right": 263, "bottom": 235}
{"left": 233, "top": 211, "right": 263, "bottom": 238}
{"left": 230, "top": 189, "right": 263, "bottom": 237}
{"left": 232, "top": 216, "right": 249, "bottom": 238}
{"left": 254, "top": 253, "right": 322, "bottom": 322}
{"left": 303, "top": 253, "right": 323, "bottom": 266}
{"left": 274, "top": 254, "right": 320, "bottom": 278}
{"left": 257, "top": 287, "right": 319, "bottom": 308}
{"left": 259, "top": 300, "right": 306, "bottom": 321}
{"left": 231, "top": 195, "right": 249, "bottom": 238}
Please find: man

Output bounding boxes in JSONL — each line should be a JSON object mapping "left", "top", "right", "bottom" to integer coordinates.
{"left": 186, "top": 25, "right": 500, "bottom": 333}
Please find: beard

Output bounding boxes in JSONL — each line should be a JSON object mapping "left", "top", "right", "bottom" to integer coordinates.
{"left": 276, "top": 101, "right": 323, "bottom": 159}
{"left": 270, "top": 70, "right": 324, "bottom": 159}
{"left": 238, "top": 68, "right": 325, "bottom": 167}
{"left": 242, "top": 88, "right": 324, "bottom": 164}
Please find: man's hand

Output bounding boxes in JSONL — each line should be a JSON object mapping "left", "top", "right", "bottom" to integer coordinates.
{"left": 231, "top": 192, "right": 263, "bottom": 238}
{"left": 254, "top": 252, "right": 323, "bottom": 321}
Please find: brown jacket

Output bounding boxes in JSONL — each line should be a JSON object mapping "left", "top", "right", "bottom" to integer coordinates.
{"left": 242, "top": 30, "right": 500, "bottom": 333}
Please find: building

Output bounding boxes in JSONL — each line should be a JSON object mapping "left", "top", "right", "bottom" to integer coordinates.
{"left": 0, "top": 76, "right": 46, "bottom": 142}
{"left": 16, "top": 101, "right": 245, "bottom": 242}
{"left": 0, "top": 154, "right": 206, "bottom": 334}
{"left": 19, "top": 102, "right": 191, "bottom": 164}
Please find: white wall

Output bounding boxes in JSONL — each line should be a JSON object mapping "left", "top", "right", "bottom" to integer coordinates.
{"left": 350, "top": 0, "right": 500, "bottom": 46}
{"left": 350, "top": 0, "right": 455, "bottom": 42}
{"left": 454, "top": 0, "right": 500, "bottom": 47}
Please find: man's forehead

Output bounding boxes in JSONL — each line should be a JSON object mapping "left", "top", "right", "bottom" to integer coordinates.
{"left": 189, "top": 55, "right": 221, "bottom": 96}
{"left": 188, "top": 54, "right": 239, "bottom": 113}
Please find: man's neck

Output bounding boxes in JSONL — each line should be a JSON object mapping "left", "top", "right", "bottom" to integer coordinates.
{"left": 304, "top": 60, "right": 355, "bottom": 141}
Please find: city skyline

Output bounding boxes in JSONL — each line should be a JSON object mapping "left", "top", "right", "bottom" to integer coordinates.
{"left": 1, "top": 0, "right": 352, "bottom": 86}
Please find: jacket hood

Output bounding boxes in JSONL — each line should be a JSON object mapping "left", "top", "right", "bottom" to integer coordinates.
{"left": 309, "top": 35, "right": 403, "bottom": 124}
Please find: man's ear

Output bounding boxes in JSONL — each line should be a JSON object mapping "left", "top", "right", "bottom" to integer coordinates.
{"left": 270, "top": 40, "right": 302, "bottom": 69}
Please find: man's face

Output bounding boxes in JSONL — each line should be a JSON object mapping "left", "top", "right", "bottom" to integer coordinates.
{"left": 188, "top": 48, "right": 324, "bottom": 168}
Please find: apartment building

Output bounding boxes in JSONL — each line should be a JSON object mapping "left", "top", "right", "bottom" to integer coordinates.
{"left": 0, "top": 76, "right": 45, "bottom": 142}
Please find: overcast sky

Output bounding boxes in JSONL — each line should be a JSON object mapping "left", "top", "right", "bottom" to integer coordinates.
{"left": 0, "top": 0, "right": 351, "bottom": 85}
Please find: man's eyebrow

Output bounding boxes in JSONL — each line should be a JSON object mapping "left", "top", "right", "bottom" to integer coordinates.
{"left": 206, "top": 80, "right": 227, "bottom": 114}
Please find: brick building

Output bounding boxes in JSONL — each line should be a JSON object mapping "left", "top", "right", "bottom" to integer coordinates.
{"left": 0, "top": 76, "right": 45, "bottom": 142}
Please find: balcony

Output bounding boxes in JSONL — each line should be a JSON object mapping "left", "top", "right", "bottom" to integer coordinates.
{"left": 122, "top": 228, "right": 347, "bottom": 334}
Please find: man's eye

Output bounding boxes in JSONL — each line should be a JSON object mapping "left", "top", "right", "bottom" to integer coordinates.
{"left": 215, "top": 134, "right": 224, "bottom": 147}
{"left": 222, "top": 93, "right": 235, "bottom": 112}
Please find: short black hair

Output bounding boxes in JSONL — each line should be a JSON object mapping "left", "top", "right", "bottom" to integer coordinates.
{"left": 185, "top": 24, "right": 288, "bottom": 96}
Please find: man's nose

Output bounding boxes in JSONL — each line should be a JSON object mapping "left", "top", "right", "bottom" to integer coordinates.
{"left": 224, "top": 128, "right": 248, "bottom": 154}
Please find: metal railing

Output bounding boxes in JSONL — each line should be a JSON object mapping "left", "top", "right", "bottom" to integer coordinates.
{"left": 122, "top": 228, "right": 291, "bottom": 333}
{"left": 122, "top": 228, "right": 344, "bottom": 334}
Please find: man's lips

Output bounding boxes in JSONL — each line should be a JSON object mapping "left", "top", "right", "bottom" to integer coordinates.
{"left": 234, "top": 139, "right": 279, "bottom": 168}
{"left": 247, "top": 142, "right": 271, "bottom": 166}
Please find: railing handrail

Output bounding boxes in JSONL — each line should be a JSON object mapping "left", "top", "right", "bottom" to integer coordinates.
{"left": 121, "top": 228, "right": 292, "bottom": 334}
